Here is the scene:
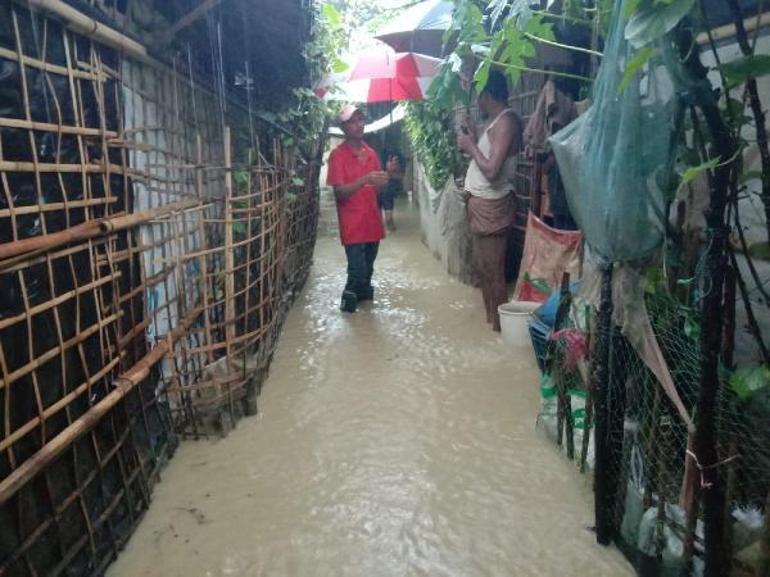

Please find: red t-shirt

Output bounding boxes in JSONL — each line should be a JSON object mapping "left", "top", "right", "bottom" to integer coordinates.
{"left": 326, "top": 141, "right": 386, "bottom": 245}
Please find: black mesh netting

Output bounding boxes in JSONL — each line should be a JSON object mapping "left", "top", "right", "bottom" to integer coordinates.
{"left": 538, "top": 289, "right": 770, "bottom": 576}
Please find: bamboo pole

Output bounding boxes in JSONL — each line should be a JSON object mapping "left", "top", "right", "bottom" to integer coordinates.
{"left": 16, "top": 0, "right": 148, "bottom": 60}
{"left": 674, "top": 24, "right": 737, "bottom": 577}
{"left": 696, "top": 10, "right": 770, "bottom": 45}
{"left": 0, "top": 159, "right": 126, "bottom": 173}
{"left": 554, "top": 273, "right": 575, "bottom": 460}
{"left": 196, "top": 134, "right": 215, "bottom": 364}
{"left": 224, "top": 126, "right": 235, "bottom": 364}
{"left": 0, "top": 45, "right": 105, "bottom": 80}
{"left": 0, "top": 198, "right": 198, "bottom": 262}
{"left": 0, "top": 116, "right": 117, "bottom": 138}
{"left": 0, "top": 220, "right": 104, "bottom": 262}
{"left": 100, "top": 198, "right": 200, "bottom": 233}
{"left": 593, "top": 263, "right": 615, "bottom": 545}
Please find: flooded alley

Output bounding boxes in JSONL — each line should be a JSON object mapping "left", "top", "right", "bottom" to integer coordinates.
{"left": 106, "top": 198, "right": 633, "bottom": 577}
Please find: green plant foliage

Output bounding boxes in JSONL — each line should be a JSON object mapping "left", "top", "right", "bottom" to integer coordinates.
{"left": 266, "top": 2, "right": 347, "bottom": 158}
{"left": 440, "top": 0, "right": 562, "bottom": 102}
{"left": 405, "top": 101, "right": 461, "bottom": 191}
{"left": 624, "top": 0, "right": 694, "bottom": 48}
{"left": 729, "top": 365, "right": 770, "bottom": 401}
{"left": 428, "top": 60, "right": 470, "bottom": 108}
{"left": 618, "top": 45, "right": 654, "bottom": 94}
{"left": 721, "top": 55, "right": 770, "bottom": 89}
{"left": 310, "top": 3, "right": 349, "bottom": 81}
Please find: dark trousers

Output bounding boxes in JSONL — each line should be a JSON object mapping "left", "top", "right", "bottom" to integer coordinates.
{"left": 472, "top": 232, "right": 508, "bottom": 332}
{"left": 344, "top": 242, "right": 379, "bottom": 296}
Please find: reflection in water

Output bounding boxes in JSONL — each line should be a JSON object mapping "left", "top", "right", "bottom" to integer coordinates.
{"left": 107, "top": 193, "right": 633, "bottom": 577}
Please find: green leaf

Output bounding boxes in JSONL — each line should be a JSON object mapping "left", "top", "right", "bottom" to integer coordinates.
{"left": 321, "top": 3, "right": 342, "bottom": 28}
{"left": 721, "top": 55, "right": 770, "bottom": 89}
{"left": 683, "top": 317, "right": 700, "bottom": 341}
{"left": 625, "top": 0, "right": 695, "bottom": 49}
{"left": 505, "top": 0, "right": 533, "bottom": 28}
{"left": 680, "top": 156, "right": 720, "bottom": 186}
{"left": 291, "top": 176, "right": 305, "bottom": 186}
{"left": 525, "top": 14, "right": 554, "bottom": 42}
{"left": 729, "top": 365, "right": 770, "bottom": 401}
{"left": 474, "top": 59, "right": 492, "bottom": 93}
{"left": 331, "top": 59, "right": 349, "bottom": 73}
{"left": 618, "top": 45, "right": 655, "bottom": 94}
{"left": 489, "top": 0, "right": 510, "bottom": 29}
{"left": 624, "top": 0, "right": 644, "bottom": 17}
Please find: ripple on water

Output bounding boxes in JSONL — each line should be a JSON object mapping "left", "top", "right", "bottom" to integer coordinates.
{"left": 105, "top": 203, "right": 633, "bottom": 577}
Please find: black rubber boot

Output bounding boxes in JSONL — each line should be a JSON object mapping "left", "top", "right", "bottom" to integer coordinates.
{"left": 340, "top": 290, "right": 358, "bottom": 313}
{"left": 358, "top": 285, "right": 374, "bottom": 302}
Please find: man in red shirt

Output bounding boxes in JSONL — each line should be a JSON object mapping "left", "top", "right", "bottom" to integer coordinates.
{"left": 326, "top": 105, "right": 397, "bottom": 312}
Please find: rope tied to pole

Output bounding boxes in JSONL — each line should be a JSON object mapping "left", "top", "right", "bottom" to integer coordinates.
{"left": 685, "top": 449, "right": 740, "bottom": 489}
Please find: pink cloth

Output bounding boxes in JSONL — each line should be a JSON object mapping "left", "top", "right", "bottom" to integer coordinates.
{"left": 549, "top": 328, "right": 587, "bottom": 370}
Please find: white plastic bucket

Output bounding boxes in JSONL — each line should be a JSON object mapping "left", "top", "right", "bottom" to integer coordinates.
{"left": 498, "top": 300, "right": 541, "bottom": 346}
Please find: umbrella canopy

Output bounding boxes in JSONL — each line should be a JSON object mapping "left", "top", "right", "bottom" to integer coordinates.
{"left": 315, "top": 48, "right": 442, "bottom": 103}
{"left": 375, "top": 0, "right": 454, "bottom": 56}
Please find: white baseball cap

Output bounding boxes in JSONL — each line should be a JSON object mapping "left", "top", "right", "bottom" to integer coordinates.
{"left": 337, "top": 104, "right": 360, "bottom": 124}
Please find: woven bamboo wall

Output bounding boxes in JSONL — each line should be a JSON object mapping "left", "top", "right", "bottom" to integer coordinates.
{"left": 0, "top": 3, "right": 320, "bottom": 575}
{"left": 0, "top": 5, "right": 172, "bottom": 575}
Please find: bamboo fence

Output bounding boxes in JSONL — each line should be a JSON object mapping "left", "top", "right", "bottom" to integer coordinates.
{"left": 0, "top": 4, "right": 320, "bottom": 575}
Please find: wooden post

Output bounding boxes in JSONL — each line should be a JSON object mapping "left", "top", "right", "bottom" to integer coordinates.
{"left": 196, "top": 133, "right": 214, "bottom": 364}
{"left": 223, "top": 126, "right": 235, "bottom": 363}
{"left": 580, "top": 304, "right": 594, "bottom": 474}
{"left": 550, "top": 272, "right": 574, "bottom": 459}
{"left": 593, "top": 262, "right": 615, "bottom": 545}
{"left": 674, "top": 24, "right": 736, "bottom": 576}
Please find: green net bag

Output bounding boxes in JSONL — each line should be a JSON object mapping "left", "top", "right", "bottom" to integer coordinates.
{"left": 550, "top": 0, "right": 687, "bottom": 263}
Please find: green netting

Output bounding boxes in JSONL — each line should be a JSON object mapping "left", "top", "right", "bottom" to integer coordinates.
{"left": 539, "top": 289, "right": 770, "bottom": 575}
{"left": 550, "top": 0, "right": 685, "bottom": 263}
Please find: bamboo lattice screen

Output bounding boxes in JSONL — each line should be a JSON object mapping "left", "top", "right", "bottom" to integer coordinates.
{"left": 0, "top": 4, "right": 320, "bottom": 575}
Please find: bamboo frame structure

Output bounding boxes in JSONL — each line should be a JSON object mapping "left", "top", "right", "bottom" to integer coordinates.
{"left": 0, "top": 3, "right": 321, "bottom": 575}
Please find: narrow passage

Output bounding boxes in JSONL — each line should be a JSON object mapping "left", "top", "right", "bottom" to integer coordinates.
{"left": 107, "top": 197, "right": 633, "bottom": 577}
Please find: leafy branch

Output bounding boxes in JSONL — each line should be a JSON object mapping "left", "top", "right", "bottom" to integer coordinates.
{"left": 405, "top": 101, "right": 461, "bottom": 190}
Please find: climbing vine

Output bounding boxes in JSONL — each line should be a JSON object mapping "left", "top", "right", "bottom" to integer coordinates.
{"left": 258, "top": 3, "right": 347, "bottom": 160}
{"left": 426, "top": 0, "right": 603, "bottom": 106}
{"left": 404, "top": 101, "right": 461, "bottom": 190}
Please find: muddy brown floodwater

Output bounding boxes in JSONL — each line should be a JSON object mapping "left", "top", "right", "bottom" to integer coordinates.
{"left": 107, "top": 194, "right": 634, "bottom": 577}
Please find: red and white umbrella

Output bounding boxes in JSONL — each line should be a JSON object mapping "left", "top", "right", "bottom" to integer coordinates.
{"left": 315, "top": 47, "right": 442, "bottom": 103}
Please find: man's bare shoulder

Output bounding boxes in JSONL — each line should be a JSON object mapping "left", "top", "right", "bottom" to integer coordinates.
{"left": 494, "top": 110, "right": 518, "bottom": 130}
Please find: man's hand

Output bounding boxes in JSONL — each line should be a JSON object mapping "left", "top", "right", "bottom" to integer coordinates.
{"left": 365, "top": 171, "right": 390, "bottom": 188}
{"left": 334, "top": 170, "right": 389, "bottom": 201}
{"left": 386, "top": 155, "right": 400, "bottom": 175}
